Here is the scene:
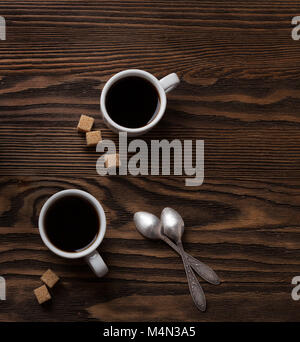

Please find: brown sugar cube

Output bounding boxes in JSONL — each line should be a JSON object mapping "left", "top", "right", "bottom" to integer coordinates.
{"left": 105, "top": 153, "right": 121, "bottom": 168}
{"left": 34, "top": 285, "right": 51, "bottom": 305}
{"left": 41, "top": 269, "right": 60, "bottom": 289}
{"left": 77, "top": 114, "right": 94, "bottom": 132}
{"left": 86, "top": 130, "right": 102, "bottom": 147}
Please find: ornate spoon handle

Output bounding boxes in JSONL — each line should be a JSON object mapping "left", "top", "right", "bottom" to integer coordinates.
{"left": 178, "top": 241, "right": 206, "bottom": 312}
{"left": 186, "top": 254, "right": 220, "bottom": 285}
{"left": 162, "top": 235, "right": 220, "bottom": 285}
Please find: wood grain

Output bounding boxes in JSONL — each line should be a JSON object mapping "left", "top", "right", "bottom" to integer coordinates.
{"left": 0, "top": 0, "right": 300, "bottom": 321}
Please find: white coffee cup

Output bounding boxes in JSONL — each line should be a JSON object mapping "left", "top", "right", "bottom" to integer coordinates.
{"left": 100, "top": 69, "right": 180, "bottom": 136}
{"left": 38, "top": 189, "right": 108, "bottom": 277}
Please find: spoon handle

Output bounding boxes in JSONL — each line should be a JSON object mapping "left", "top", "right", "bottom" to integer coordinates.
{"left": 186, "top": 254, "right": 220, "bottom": 285}
{"left": 161, "top": 236, "right": 220, "bottom": 285}
{"left": 177, "top": 242, "right": 206, "bottom": 312}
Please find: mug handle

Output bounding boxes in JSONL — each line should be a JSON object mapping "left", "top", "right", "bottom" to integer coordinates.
{"left": 85, "top": 250, "right": 108, "bottom": 277}
{"left": 159, "top": 73, "right": 180, "bottom": 93}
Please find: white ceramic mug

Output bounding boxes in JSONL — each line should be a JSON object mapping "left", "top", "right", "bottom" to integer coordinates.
{"left": 100, "top": 69, "right": 180, "bottom": 136}
{"left": 38, "top": 189, "right": 108, "bottom": 277}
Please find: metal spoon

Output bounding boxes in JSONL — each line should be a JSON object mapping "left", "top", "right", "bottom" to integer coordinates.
{"left": 134, "top": 211, "right": 220, "bottom": 285}
{"left": 161, "top": 207, "right": 207, "bottom": 312}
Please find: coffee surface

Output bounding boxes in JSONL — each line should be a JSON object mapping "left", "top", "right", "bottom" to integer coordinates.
{"left": 105, "top": 76, "right": 160, "bottom": 128}
{"left": 44, "top": 195, "right": 99, "bottom": 252}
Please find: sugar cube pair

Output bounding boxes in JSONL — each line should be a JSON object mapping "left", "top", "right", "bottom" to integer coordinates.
{"left": 34, "top": 269, "right": 59, "bottom": 305}
{"left": 77, "top": 114, "right": 102, "bottom": 147}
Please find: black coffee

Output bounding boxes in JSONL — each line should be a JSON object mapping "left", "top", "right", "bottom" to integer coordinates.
{"left": 105, "top": 76, "right": 160, "bottom": 128}
{"left": 44, "top": 195, "right": 99, "bottom": 253}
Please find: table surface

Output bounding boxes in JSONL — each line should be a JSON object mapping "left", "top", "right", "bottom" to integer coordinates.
{"left": 1, "top": 0, "right": 300, "bottom": 322}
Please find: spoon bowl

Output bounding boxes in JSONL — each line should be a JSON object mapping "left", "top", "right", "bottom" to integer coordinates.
{"left": 134, "top": 211, "right": 162, "bottom": 240}
{"left": 161, "top": 207, "right": 184, "bottom": 243}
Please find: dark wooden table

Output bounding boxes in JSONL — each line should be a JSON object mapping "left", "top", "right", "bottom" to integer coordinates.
{"left": 1, "top": 0, "right": 300, "bottom": 322}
